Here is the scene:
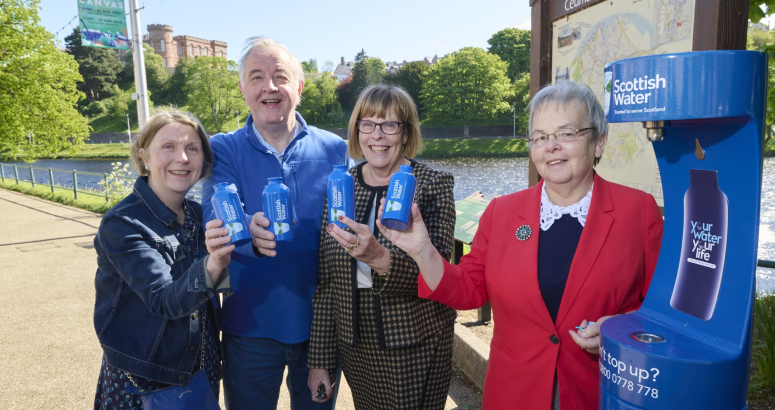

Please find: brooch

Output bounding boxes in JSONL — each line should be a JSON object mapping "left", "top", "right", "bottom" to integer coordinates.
{"left": 515, "top": 225, "right": 532, "bottom": 241}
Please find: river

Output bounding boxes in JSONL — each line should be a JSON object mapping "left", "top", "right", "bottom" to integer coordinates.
{"left": 2, "top": 157, "right": 774, "bottom": 292}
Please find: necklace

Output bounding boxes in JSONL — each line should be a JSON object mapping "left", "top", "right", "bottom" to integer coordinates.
{"left": 181, "top": 201, "right": 198, "bottom": 260}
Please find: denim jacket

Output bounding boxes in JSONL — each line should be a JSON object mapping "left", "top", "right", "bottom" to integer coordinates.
{"left": 93, "top": 177, "right": 232, "bottom": 385}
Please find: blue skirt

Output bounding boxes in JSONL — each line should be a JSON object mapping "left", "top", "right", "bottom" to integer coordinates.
{"left": 93, "top": 304, "right": 220, "bottom": 410}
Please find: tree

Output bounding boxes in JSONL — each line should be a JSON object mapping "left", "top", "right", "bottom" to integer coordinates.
{"left": 299, "top": 74, "right": 339, "bottom": 124}
{"left": 349, "top": 57, "right": 385, "bottom": 108}
{"left": 119, "top": 43, "right": 169, "bottom": 104}
{"left": 487, "top": 28, "right": 531, "bottom": 83}
{"left": 155, "top": 57, "right": 191, "bottom": 106}
{"left": 301, "top": 58, "right": 318, "bottom": 73}
{"left": 337, "top": 73, "right": 353, "bottom": 110}
{"left": 747, "top": 21, "right": 775, "bottom": 147}
{"left": 64, "top": 28, "right": 123, "bottom": 102}
{"left": 322, "top": 60, "right": 335, "bottom": 73}
{"left": 185, "top": 57, "right": 246, "bottom": 132}
{"left": 0, "top": 0, "right": 89, "bottom": 160}
{"left": 421, "top": 47, "right": 514, "bottom": 137}
{"left": 354, "top": 49, "right": 368, "bottom": 62}
{"left": 513, "top": 72, "right": 530, "bottom": 134}
{"left": 384, "top": 61, "right": 428, "bottom": 114}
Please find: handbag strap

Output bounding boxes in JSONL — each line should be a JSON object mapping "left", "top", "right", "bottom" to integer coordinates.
{"left": 125, "top": 307, "right": 208, "bottom": 392}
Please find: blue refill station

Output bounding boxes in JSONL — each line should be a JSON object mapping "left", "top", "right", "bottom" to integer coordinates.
{"left": 599, "top": 51, "right": 766, "bottom": 409}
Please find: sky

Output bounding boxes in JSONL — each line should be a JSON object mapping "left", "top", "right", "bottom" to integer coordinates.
{"left": 39, "top": 0, "right": 532, "bottom": 66}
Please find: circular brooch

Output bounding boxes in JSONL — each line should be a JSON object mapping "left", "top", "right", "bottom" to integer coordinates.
{"left": 515, "top": 225, "right": 532, "bottom": 241}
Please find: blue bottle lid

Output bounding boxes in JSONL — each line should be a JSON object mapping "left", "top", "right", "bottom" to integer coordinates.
{"left": 333, "top": 165, "right": 349, "bottom": 171}
{"left": 398, "top": 164, "right": 413, "bottom": 173}
{"left": 268, "top": 177, "right": 283, "bottom": 183}
{"left": 213, "top": 182, "right": 230, "bottom": 190}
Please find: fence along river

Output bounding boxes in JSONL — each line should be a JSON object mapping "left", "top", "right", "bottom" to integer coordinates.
{"left": 2, "top": 157, "right": 774, "bottom": 292}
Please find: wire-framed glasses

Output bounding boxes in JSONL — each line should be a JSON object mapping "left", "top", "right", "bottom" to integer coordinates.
{"left": 357, "top": 120, "right": 403, "bottom": 135}
{"left": 527, "top": 127, "right": 595, "bottom": 147}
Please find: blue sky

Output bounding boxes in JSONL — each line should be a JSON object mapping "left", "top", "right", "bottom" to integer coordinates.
{"left": 39, "top": 0, "right": 531, "bottom": 66}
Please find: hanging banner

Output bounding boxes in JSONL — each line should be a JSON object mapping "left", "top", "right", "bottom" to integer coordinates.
{"left": 76, "top": 0, "right": 130, "bottom": 49}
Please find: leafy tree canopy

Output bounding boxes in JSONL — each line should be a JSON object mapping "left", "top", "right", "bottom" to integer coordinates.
{"left": 349, "top": 57, "right": 385, "bottom": 109}
{"left": 513, "top": 72, "right": 530, "bottom": 134}
{"left": 301, "top": 58, "right": 318, "bottom": 73}
{"left": 336, "top": 73, "right": 353, "bottom": 110}
{"left": 0, "top": 0, "right": 90, "bottom": 160}
{"left": 185, "top": 56, "right": 246, "bottom": 133}
{"left": 299, "top": 74, "right": 339, "bottom": 124}
{"left": 155, "top": 57, "right": 191, "bottom": 107}
{"left": 119, "top": 43, "right": 169, "bottom": 103}
{"left": 64, "top": 27, "right": 123, "bottom": 102}
{"left": 384, "top": 61, "right": 428, "bottom": 114}
{"left": 749, "top": 1, "right": 775, "bottom": 130}
{"left": 421, "top": 47, "right": 513, "bottom": 136}
{"left": 354, "top": 49, "right": 368, "bottom": 62}
{"left": 487, "top": 28, "right": 531, "bottom": 83}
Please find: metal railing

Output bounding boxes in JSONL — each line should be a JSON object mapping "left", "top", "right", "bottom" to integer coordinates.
{"left": 0, "top": 162, "right": 201, "bottom": 202}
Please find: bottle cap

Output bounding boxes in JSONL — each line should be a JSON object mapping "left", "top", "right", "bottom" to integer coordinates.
{"left": 268, "top": 177, "right": 283, "bottom": 183}
{"left": 399, "top": 164, "right": 413, "bottom": 173}
{"left": 333, "top": 165, "right": 349, "bottom": 171}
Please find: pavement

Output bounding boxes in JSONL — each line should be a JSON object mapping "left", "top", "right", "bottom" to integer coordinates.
{"left": 0, "top": 188, "right": 483, "bottom": 409}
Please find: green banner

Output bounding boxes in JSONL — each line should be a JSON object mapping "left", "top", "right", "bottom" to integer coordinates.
{"left": 77, "top": 0, "right": 129, "bottom": 49}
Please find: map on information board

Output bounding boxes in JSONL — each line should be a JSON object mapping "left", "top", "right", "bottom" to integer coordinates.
{"left": 454, "top": 192, "right": 491, "bottom": 244}
{"left": 551, "top": 0, "right": 694, "bottom": 206}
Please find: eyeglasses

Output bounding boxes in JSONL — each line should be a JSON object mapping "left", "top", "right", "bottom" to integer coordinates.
{"left": 357, "top": 120, "right": 403, "bottom": 135}
{"left": 527, "top": 127, "right": 595, "bottom": 147}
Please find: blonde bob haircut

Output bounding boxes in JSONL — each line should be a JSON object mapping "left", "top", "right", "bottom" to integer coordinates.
{"left": 348, "top": 85, "right": 424, "bottom": 160}
{"left": 130, "top": 109, "right": 214, "bottom": 180}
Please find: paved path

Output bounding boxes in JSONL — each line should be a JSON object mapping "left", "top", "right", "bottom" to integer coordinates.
{"left": 0, "top": 188, "right": 482, "bottom": 409}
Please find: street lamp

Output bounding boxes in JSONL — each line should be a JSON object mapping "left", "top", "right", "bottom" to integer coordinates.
{"left": 513, "top": 102, "right": 516, "bottom": 139}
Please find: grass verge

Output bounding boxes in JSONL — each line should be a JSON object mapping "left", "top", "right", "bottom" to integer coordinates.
{"left": 1, "top": 143, "right": 132, "bottom": 160}
{"left": 420, "top": 138, "right": 528, "bottom": 158}
{"left": 0, "top": 179, "right": 112, "bottom": 214}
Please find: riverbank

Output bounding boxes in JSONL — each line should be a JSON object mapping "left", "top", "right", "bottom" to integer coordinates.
{"left": 1, "top": 138, "right": 530, "bottom": 160}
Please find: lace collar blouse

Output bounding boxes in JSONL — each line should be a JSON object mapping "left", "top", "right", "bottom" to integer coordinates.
{"left": 539, "top": 182, "right": 594, "bottom": 231}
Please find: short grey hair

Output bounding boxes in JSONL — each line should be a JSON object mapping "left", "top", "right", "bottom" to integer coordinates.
{"left": 238, "top": 36, "right": 305, "bottom": 87}
{"left": 528, "top": 81, "right": 607, "bottom": 163}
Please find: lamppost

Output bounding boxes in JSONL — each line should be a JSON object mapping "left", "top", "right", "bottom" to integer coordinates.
{"left": 513, "top": 101, "right": 517, "bottom": 138}
{"left": 126, "top": 113, "right": 131, "bottom": 143}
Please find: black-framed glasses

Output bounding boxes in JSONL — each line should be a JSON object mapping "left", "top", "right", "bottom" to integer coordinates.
{"left": 527, "top": 127, "right": 595, "bottom": 147}
{"left": 357, "top": 120, "right": 403, "bottom": 135}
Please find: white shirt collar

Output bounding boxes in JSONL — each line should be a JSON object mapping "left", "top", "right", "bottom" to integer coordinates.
{"left": 539, "top": 182, "right": 594, "bottom": 231}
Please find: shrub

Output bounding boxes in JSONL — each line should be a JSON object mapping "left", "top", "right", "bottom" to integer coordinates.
{"left": 753, "top": 293, "right": 775, "bottom": 391}
{"left": 84, "top": 100, "right": 108, "bottom": 117}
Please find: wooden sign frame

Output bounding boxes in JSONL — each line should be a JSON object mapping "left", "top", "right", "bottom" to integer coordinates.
{"left": 527, "top": 0, "right": 750, "bottom": 186}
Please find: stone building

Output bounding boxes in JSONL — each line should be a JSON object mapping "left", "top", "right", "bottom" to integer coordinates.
{"left": 143, "top": 24, "right": 227, "bottom": 71}
{"left": 334, "top": 57, "right": 353, "bottom": 82}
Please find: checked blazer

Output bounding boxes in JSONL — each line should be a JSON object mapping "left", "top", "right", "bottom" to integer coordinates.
{"left": 308, "top": 161, "right": 457, "bottom": 370}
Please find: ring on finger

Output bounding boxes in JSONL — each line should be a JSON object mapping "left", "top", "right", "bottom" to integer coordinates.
{"left": 346, "top": 243, "right": 356, "bottom": 252}
{"left": 355, "top": 236, "right": 360, "bottom": 248}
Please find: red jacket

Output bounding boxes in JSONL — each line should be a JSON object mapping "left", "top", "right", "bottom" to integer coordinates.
{"left": 419, "top": 174, "right": 663, "bottom": 410}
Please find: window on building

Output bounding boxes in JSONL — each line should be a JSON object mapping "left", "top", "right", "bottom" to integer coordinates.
{"left": 198, "top": 46, "right": 201, "bottom": 56}
{"left": 204, "top": 48, "right": 208, "bottom": 56}
{"left": 161, "top": 40, "right": 165, "bottom": 52}
{"left": 163, "top": 58, "right": 167, "bottom": 67}
{"left": 189, "top": 44, "right": 193, "bottom": 56}
{"left": 150, "top": 40, "right": 153, "bottom": 47}
{"left": 219, "top": 51, "right": 223, "bottom": 58}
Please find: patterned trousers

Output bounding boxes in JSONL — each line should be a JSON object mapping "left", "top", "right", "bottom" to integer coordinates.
{"left": 339, "top": 289, "right": 454, "bottom": 410}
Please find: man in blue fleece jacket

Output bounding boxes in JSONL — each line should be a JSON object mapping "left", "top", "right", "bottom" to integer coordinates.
{"left": 202, "top": 36, "right": 351, "bottom": 410}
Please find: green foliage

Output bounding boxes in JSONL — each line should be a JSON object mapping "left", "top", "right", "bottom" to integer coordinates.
{"left": 119, "top": 44, "right": 169, "bottom": 104}
{"left": 103, "top": 84, "right": 153, "bottom": 123}
{"left": 749, "top": 2, "right": 775, "bottom": 125}
{"left": 750, "top": 0, "right": 775, "bottom": 24}
{"left": 185, "top": 57, "right": 246, "bottom": 133}
{"left": 421, "top": 47, "right": 514, "bottom": 136}
{"left": 155, "top": 57, "right": 191, "bottom": 106}
{"left": 355, "top": 49, "right": 368, "bottom": 62}
{"left": 487, "top": 28, "right": 531, "bottom": 83}
{"left": 64, "top": 28, "right": 124, "bottom": 102}
{"left": 98, "top": 161, "right": 134, "bottom": 206}
{"left": 299, "top": 74, "right": 340, "bottom": 124}
{"left": 337, "top": 74, "right": 353, "bottom": 110}
{"left": 513, "top": 73, "right": 530, "bottom": 133}
{"left": 84, "top": 100, "right": 108, "bottom": 117}
{"left": 0, "top": 0, "right": 90, "bottom": 161}
{"left": 418, "top": 138, "right": 527, "bottom": 158}
{"left": 301, "top": 58, "right": 318, "bottom": 73}
{"left": 349, "top": 57, "right": 385, "bottom": 108}
{"left": 0, "top": 179, "right": 113, "bottom": 213}
{"left": 384, "top": 61, "right": 428, "bottom": 113}
{"left": 753, "top": 293, "right": 775, "bottom": 391}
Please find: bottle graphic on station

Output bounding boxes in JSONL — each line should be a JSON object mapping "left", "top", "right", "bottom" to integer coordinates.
{"left": 381, "top": 164, "right": 417, "bottom": 230}
{"left": 670, "top": 169, "right": 729, "bottom": 320}
{"left": 328, "top": 165, "right": 355, "bottom": 228}
{"left": 262, "top": 177, "right": 294, "bottom": 241}
{"left": 210, "top": 182, "right": 252, "bottom": 247}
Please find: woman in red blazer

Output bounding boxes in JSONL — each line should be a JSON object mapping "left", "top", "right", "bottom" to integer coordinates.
{"left": 378, "top": 81, "right": 663, "bottom": 410}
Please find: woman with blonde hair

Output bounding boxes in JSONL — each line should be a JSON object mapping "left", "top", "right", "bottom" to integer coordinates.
{"left": 307, "top": 85, "right": 457, "bottom": 410}
{"left": 93, "top": 110, "right": 234, "bottom": 409}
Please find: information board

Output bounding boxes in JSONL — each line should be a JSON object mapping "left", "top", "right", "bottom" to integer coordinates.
{"left": 77, "top": 0, "right": 130, "bottom": 50}
{"left": 550, "top": 0, "right": 695, "bottom": 206}
{"left": 454, "top": 191, "right": 491, "bottom": 244}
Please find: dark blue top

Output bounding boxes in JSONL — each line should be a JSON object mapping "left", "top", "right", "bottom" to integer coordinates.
{"left": 537, "top": 214, "right": 584, "bottom": 323}
{"left": 203, "top": 113, "right": 351, "bottom": 342}
{"left": 93, "top": 177, "right": 232, "bottom": 386}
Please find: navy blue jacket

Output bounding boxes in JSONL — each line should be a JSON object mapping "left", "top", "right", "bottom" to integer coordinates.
{"left": 203, "top": 113, "right": 350, "bottom": 342}
{"left": 93, "top": 177, "right": 231, "bottom": 385}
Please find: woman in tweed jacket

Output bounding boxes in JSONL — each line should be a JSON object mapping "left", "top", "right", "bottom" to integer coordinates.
{"left": 307, "top": 85, "right": 457, "bottom": 410}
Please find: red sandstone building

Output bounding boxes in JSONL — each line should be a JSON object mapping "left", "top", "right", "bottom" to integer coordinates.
{"left": 142, "top": 24, "right": 227, "bottom": 70}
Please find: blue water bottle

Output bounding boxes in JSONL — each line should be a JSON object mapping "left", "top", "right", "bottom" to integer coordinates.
{"left": 262, "top": 177, "right": 294, "bottom": 241}
{"left": 381, "top": 164, "right": 416, "bottom": 230}
{"left": 210, "top": 182, "right": 253, "bottom": 247}
{"left": 328, "top": 165, "right": 355, "bottom": 228}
